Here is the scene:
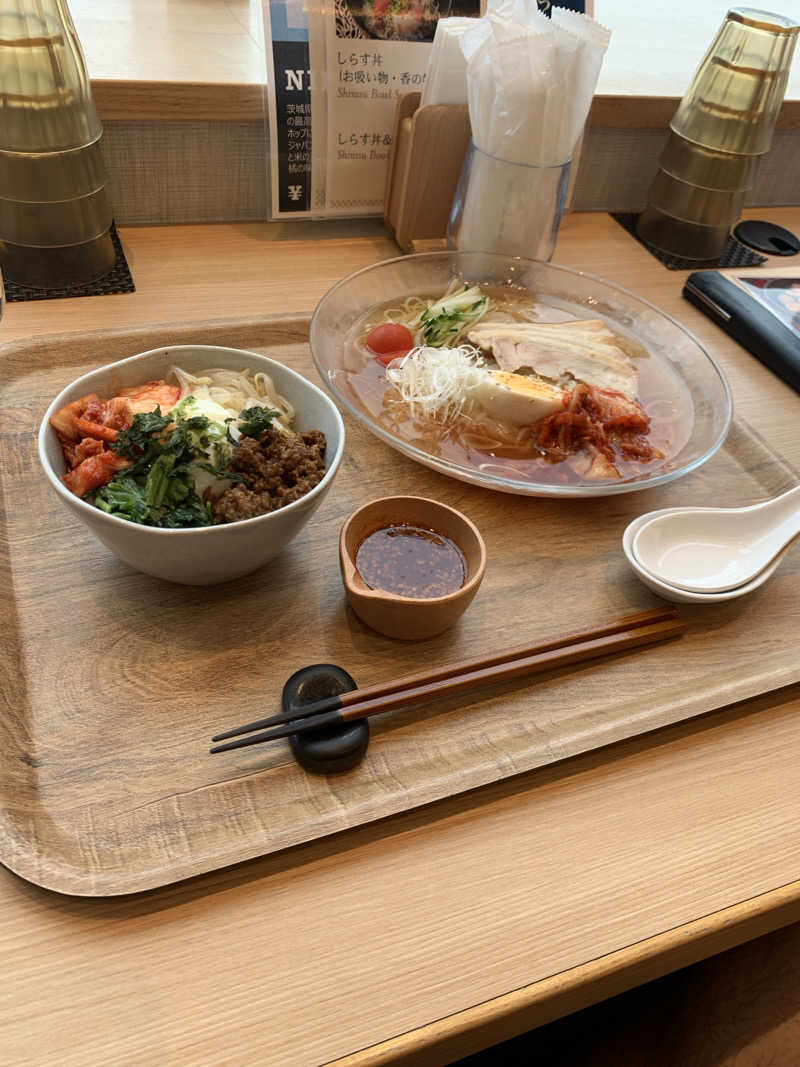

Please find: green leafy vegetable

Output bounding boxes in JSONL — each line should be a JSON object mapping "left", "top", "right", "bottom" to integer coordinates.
{"left": 238, "top": 406, "right": 281, "bottom": 438}
{"left": 96, "top": 406, "right": 220, "bottom": 527}
{"left": 112, "top": 407, "right": 172, "bottom": 460}
{"left": 160, "top": 498, "right": 214, "bottom": 528}
{"left": 144, "top": 454, "right": 184, "bottom": 510}
{"left": 419, "top": 285, "right": 490, "bottom": 347}
{"left": 94, "top": 477, "right": 149, "bottom": 524}
{"left": 96, "top": 465, "right": 212, "bottom": 528}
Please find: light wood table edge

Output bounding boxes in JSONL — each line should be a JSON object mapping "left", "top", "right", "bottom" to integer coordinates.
{"left": 590, "top": 95, "right": 800, "bottom": 130}
{"left": 90, "top": 79, "right": 800, "bottom": 130}
{"left": 92, "top": 79, "right": 265, "bottom": 123}
{"left": 333, "top": 879, "right": 800, "bottom": 1066}
{"left": 0, "top": 312, "right": 311, "bottom": 359}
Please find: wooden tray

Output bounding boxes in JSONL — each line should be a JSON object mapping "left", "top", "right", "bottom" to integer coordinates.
{"left": 3, "top": 316, "right": 799, "bottom": 896}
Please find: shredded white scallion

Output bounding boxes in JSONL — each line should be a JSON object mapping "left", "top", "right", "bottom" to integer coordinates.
{"left": 386, "top": 345, "right": 488, "bottom": 423}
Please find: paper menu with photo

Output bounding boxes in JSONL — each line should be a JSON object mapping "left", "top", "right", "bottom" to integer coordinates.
{"left": 262, "top": 0, "right": 590, "bottom": 219}
{"left": 683, "top": 268, "right": 800, "bottom": 396}
{"left": 263, "top": 0, "right": 481, "bottom": 219}
{"left": 735, "top": 275, "right": 800, "bottom": 339}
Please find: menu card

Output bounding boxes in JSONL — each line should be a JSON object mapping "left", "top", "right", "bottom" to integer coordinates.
{"left": 262, "top": 0, "right": 589, "bottom": 219}
{"left": 263, "top": 0, "right": 480, "bottom": 219}
{"left": 683, "top": 269, "right": 800, "bottom": 395}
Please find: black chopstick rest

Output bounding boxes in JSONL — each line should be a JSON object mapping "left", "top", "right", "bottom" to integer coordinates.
{"left": 282, "top": 664, "right": 369, "bottom": 774}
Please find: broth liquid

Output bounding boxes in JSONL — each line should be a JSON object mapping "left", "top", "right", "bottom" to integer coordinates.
{"left": 342, "top": 288, "right": 696, "bottom": 486}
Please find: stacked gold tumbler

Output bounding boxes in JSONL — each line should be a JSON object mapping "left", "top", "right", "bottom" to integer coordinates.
{"left": 638, "top": 7, "right": 799, "bottom": 261}
{"left": 0, "top": 0, "right": 115, "bottom": 288}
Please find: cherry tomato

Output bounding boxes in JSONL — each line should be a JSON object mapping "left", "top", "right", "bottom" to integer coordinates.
{"left": 365, "top": 323, "right": 414, "bottom": 355}
{"left": 375, "top": 349, "right": 411, "bottom": 367}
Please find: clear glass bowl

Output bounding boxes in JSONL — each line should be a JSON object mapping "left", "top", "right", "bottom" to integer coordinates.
{"left": 310, "top": 251, "right": 733, "bottom": 498}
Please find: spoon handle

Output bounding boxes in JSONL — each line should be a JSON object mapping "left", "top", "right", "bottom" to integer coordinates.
{"left": 757, "top": 485, "right": 800, "bottom": 559}
{"left": 763, "top": 484, "right": 800, "bottom": 521}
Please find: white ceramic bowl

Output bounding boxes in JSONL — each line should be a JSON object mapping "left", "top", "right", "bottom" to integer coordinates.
{"left": 38, "top": 344, "right": 345, "bottom": 585}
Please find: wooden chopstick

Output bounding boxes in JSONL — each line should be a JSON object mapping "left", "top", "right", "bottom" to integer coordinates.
{"left": 211, "top": 606, "right": 677, "bottom": 741}
{"left": 210, "top": 611, "right": 685, "bottom": 754}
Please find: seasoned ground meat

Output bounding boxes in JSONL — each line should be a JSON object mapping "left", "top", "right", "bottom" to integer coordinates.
{"left": 213, "top": 428, "right": 327, "bottom": 524}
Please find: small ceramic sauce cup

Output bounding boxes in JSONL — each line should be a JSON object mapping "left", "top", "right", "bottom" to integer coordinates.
{"left": 339, "top": 496, "right": 486, "bottom": 640}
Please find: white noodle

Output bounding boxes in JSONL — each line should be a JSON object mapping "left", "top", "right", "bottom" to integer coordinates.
{"left": 168, "top": 365, "right": 295, "bottom": 433}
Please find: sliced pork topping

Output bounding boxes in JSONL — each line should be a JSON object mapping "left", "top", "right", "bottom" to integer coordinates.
{"left": 467, "top": 319, "right": 639, "bottom": 401}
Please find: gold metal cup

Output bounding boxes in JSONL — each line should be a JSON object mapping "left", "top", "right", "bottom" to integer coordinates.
{"left": 0, "top": 187, "right": 111, "bottom": 247}
{"left": 647, "top": 170, "right": 747, "bottom": 228}
{"left": 659, "top": 130, "right": 761, "bottom": 192}
{"left": 638, "top": 8, "right": 798, "bottom": 260}
{"left": 0, "top": 232, "right": 116, "bottom": 289}
{"left": 0, "top": 1, "right": 115, "bottom": 288}
{"left": 637, "top": 204, "right": 733, "bottom": 261}
{"left": 671, "top": 7, "right": 800, "bottom": 156}
{"left": 0, "top": 1, "right": 102, "bottom": 153}
{"left": 0, "top": 138, "right": 106, "bottom": 202}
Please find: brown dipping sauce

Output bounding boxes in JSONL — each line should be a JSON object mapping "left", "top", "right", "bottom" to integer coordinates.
{"left": 355, "top": 524, "right": 466, "bottom": 599}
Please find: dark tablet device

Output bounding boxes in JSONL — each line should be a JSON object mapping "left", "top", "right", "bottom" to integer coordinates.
{"left": 683, "top": 271, "right": 800, "bottom": 395}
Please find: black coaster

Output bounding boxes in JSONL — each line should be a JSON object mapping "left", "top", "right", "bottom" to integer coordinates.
{"left": 3, "top": 222, "right": 135, "bottom": 302}
{"left": 611, "top": 212, "right": 766, "bottom": 271}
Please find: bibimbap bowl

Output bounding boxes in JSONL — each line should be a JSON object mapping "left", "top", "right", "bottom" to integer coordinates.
{"left": 38, "top": 344, "right": 345, "bottom": 585}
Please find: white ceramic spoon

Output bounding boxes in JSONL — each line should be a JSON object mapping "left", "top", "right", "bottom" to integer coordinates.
{"left": 631, "top": 485, "right": 800, "bottom": 594}
{"left": 622, "top": 509, "right": 796, "bottom": 604}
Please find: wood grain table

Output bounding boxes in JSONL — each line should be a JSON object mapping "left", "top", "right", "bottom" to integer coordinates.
{"left": 2, "top": 210, "right": 800, "bottom": 1066}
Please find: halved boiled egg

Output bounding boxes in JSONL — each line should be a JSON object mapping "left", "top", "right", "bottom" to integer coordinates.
{"left": 467, "top": 371, "right": 565, "bottom": 425}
